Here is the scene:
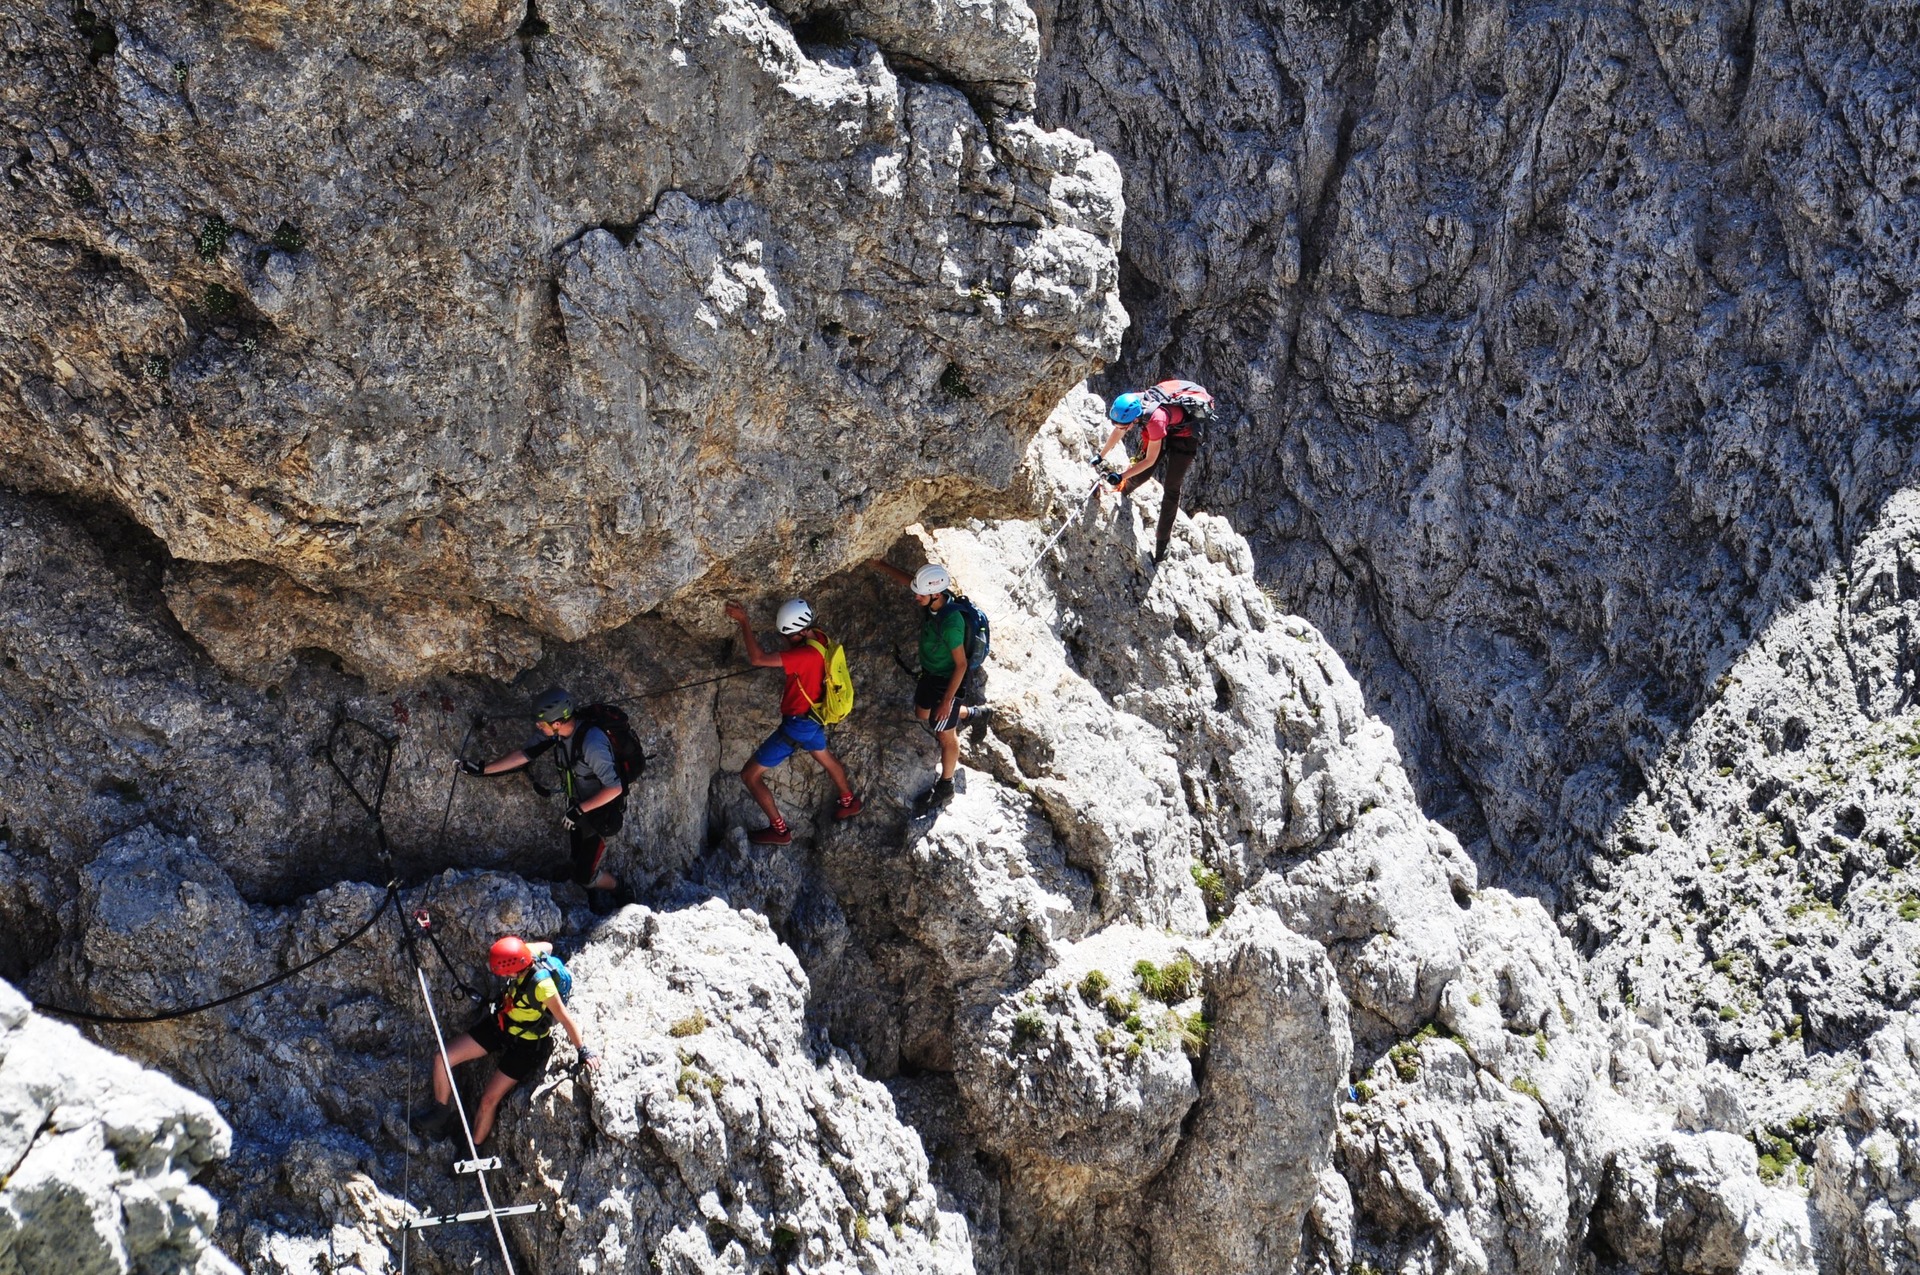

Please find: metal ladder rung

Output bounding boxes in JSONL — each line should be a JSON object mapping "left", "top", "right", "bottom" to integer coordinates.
{"left": 453, "top": 1156, "right": 502, "bottom": 1175}
{"left": 402, "top": 1202, "right": 548, "bottom": 1231}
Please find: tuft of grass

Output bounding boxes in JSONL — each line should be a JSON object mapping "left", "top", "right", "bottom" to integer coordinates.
{"left": 1177, "top": 1010, "right": 1212, "bottom": 1057}
{"left": 197, "top": 214, "right": 231, "bottom": 261}
{"left": 938, "top": 362, "right": 975, "bottom": 399}
{"left": 1134, "top": 954, "right": 1196, "bottom": 1004}
{"left": 269, "top": 219, "right": 306, "bottom": 253}
{"left": 1190, "top": 861, "right": 1226, "bottom": 911}
{"left": 1719, "top": 1005, "right": 1740, "bottom": 1021}
{"left": 852, "top": 1215, "right": 871, "bottom": 1242}
{"left": 668, "top": 1010, "right": 707, "bottom": 1038}
{"left": 1510, "top": 1075, "right": 1543, "bottom": 1102}
{"left": 1753, "top": 1132, "right": 1800, "bottom": 1184}
{"left": 1011, "top": 1009, "right": 1046, "bottom": 1046}
{"left": 201, "top": 283, "right": 239, "bottom": 318}
{"left": 1103, "top": 992, "right": 1138, "bottom": 1021}
{"left": 1533, "top": 1031, "right": 1548, "bottom": 1060}
{"left": 1078, "top": 969, "right": 1109, "bottom": 1003}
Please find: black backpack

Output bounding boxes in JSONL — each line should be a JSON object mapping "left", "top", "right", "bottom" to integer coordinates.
{"left": 573, "top": 704, "right": 646, "bottom": 785}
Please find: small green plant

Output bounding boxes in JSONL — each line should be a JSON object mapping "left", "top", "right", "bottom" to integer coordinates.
{"left": 1719, "top": 1005, "right": 1740, "bottom": 1021}
{"left": 1389, "top": 1039, "right": 1421, "bottom": 1082}
{"left": 852, "top": 1215, "right": 871, "bottom": 1242}
{"left": 1094, "top": 1027, "right": 1115, "bottom": 1050}
{"left": 1533, "top": 1031, "right": 1548, "bottom": 1060}
{"left": 1353, "top": 1080, "right": 1374, "bottom": 1104}
{"left": 1712, "top": 956, "right": 1733, "bottom": 974}
{"left": 1754, "top": 1132, "right": 1800, "bottom": 1184}
{"left": 1468, "top": 990, "right": 1485, "bottom": 1006}
{"left": 201, "top": 283, "right": 239, "bottom": 317}
{"left": 938, "top": 362, "right": 975, "bottom": 399}
{"left": 65, "top": 174, "right": 96, "bottom": 204}
{"left": 1079, "top": 969, "right": 1110, "bottom": 1003}
{"left": 1190, "top": 861, "right": 1226, "bottom": 911}
{"left": 197, "top": 214, "right": 232, "bottom": 261}
{"left": 1011, "top": 1009, "right": 1046, "bottom": 1046}
{"left": 270, "top": 219, "right": 306, "bottom": 253}
{"left": 1901, "top": 896, "right": 1920, "bottom": 923}
{"left": 171, "top": 60, "right": 187, "bottom": 86}
{"left": 1103, "top": 991, "right": 1139, "bottom": 1021}
{"left": 1178, "top": 1010, "right": 1212, "bottom": 1056}
{"left": 668, "top": 1010, "right": 707, "bottom": 1038}
{"left": 677, "top": 1067, "right": 704, "bottom": 1099}
{"left": 1135, "top": 954, "right": 1196, "bottom": 1004}
{"left": 1510, "top": 1075, "right": 1542, "bottom": 1102}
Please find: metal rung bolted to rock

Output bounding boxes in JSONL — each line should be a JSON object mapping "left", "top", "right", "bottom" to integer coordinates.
{"left": 402, "top": 1202, "right": 548, "bottom": 1231}
{"left": 454, "top": 1156, "right": 502, "bottom": 1175}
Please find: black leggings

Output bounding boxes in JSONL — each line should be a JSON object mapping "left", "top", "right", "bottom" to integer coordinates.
{"left": 1125, "top": 435, "right": 1199, "bottom": 555}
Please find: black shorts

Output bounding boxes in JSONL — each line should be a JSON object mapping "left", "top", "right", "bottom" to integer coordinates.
{"left": 467, "top": 1014, "right": 556, "bottom": 1082}
{"left": 915, "top": 672, "right": 981, "bottom": 731}
{"left": 567, "top": 799, "right": 623, "bottom": 886}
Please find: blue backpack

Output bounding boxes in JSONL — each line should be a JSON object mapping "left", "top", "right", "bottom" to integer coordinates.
{"left": 532, "top": 952, "right": 574, "bottom": 1001}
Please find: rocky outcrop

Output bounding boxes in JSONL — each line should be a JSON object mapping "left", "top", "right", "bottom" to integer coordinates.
{"left": 0, "top": 978, "right": 236, "bottom": 1274}
{"left": 2, "top": 389, "right": 1806, "bottom": 1272}
{"left": 2, "top": 0, "right": 1121, "bottom": 684}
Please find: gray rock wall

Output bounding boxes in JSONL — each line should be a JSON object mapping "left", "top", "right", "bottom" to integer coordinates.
{"left": 1035, "top": 0, "right": 1920, "bottom": 898}
{"left": 2, "top": 0, "right": 1121, "bottom": 685}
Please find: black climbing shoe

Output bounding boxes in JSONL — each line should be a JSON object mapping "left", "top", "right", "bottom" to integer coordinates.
{"left": 963, "top": 704, "right": 992, "bottom": 743}
{"left": 912, "top": 777, "right": 955, "bottom": 818}
{"left": 411, "top": 1103, "right": 455, "bottom": 1141}
{"left": 587, "top": 888, "right": 616, "bottom": 917}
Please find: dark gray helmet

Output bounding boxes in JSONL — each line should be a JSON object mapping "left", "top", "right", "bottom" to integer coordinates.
{"left": 531, "top": 686, "right": 574, "bottom": 723}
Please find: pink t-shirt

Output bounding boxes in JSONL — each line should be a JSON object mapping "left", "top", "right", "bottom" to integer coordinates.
{"left": 1141, "top": 404, "right": 1189, "bottom": 443}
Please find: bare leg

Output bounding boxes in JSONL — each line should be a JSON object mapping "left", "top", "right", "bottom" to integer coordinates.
{"left": 807, "top": 749, "right": 854, "bottom": 799}
{"left": 937, "top": 727, "right": 959, "bottom": 780}
{"left": 470, "top": 1068, "right": 520, "bottom": 1145}
{"left": 741, "top": 761, "right": 785, "bottom": 826}
{"left": 432, "top": 1034, "right": 489, "bottom": 1104}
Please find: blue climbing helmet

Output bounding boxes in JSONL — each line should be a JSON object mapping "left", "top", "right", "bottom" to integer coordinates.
{"left": 1108, "top": 392, "right": 1147, "bottom": 424}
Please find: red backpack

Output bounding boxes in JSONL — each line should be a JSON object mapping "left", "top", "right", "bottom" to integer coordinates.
{"left": 1144, "top": 379, "right": 1216, "bottom": 422}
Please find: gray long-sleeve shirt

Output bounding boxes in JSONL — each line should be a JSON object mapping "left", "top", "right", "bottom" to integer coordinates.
{"left": 525, "top": 726, "right": 620, "bottom": 802}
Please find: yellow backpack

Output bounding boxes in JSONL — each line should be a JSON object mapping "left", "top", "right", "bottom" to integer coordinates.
{"left": 801, "top": 636, "right": 855, "bottom": 725}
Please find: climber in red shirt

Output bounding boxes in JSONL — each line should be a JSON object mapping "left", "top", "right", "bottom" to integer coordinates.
{"left": 1095, "top": 380, "right": 1216, "bottom": 563}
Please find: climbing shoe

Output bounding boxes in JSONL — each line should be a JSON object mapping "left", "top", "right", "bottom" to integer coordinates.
{"left": 411, "top": 1102, "right": 456, "bottom": 1141}
{"left": 832, "top": 793, "right": 864, "bottom": 820}
{"left": 587, "top": 888, "right": 616, "bottom": 917}
{"left": 748, "top": 822, "right": 793, "bottom": 846}
{"left": 912, "top": 777, "right": 955, "bottom": 818}
{"left": 963, "top": 704, "right": 992, "bottom": 743}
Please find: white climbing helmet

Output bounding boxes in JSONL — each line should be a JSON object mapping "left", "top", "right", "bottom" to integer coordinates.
{"left": 911, "top": 564, "right": 953, "bottom": 596}
{"left": 776, "top": 598, "right": 814, "bottom": 635}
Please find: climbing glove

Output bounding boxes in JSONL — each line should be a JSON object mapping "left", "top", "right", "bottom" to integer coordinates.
{"left": 456, "top": 759, "right": 485, "bottom": 776}
{"left": 561, "top": 806, "right": 582, "bottom": 831}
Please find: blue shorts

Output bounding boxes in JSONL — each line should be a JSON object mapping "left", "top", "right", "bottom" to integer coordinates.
{"left": 752, "top": 716, "right": 827, "bottom": 768}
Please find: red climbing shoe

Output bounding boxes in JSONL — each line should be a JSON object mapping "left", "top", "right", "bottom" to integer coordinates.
{"left": 748, "top": 823, "right": 792, "bottom": 846}
{"left": 832, "top": 793, "right": 864, "bottom": 820}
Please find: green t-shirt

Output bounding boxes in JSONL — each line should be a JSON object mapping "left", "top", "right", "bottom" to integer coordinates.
{"left": 919, "top": 603, "right": 968, "bottom": 677}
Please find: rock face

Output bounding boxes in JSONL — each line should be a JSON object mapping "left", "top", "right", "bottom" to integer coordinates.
{"left": 0, "top": 977, "right": 236, "bottom": 1274}
{"left": 1035, "top": 0, "right": 1920, "bottom": 898}
{"left": 0, "top": 391, "right": 1807, "bottom": 1273}
{"left": 2, "top": 0, "right": 1122, "bottom": 684}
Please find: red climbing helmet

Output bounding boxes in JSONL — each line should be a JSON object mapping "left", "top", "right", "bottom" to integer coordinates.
{"left": 488, "top": 936, "right": 534, "bottom": 976}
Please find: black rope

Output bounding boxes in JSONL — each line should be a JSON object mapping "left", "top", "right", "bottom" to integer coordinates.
{"left": 34, "top": 883, "right": 400, "bottom": 1025}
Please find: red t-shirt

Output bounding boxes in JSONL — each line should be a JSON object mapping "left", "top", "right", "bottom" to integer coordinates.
{"left": 1142, "top": 404, "right": 1189, "bottom": 443}
{"left": 779, "top": 643, "right": 826, "bottom": 717}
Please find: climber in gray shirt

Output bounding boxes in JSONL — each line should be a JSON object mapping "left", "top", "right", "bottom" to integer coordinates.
{"left": 457, "top": 686, "right": 629, "bottom": 914}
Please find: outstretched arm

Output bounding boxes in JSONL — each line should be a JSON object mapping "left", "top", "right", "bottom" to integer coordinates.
{"left": 865, "top": 558, "right": 912, "bottom": 587}
{"left": 725, "top": 602, "right": 787, "bottom": 669}
{"left": 548, "top": 997, "right": 599, "bottom": 1070}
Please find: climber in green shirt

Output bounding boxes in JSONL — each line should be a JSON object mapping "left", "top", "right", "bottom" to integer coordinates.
{"left": 865, "top": 558, "right": 990, "bottom": 815}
